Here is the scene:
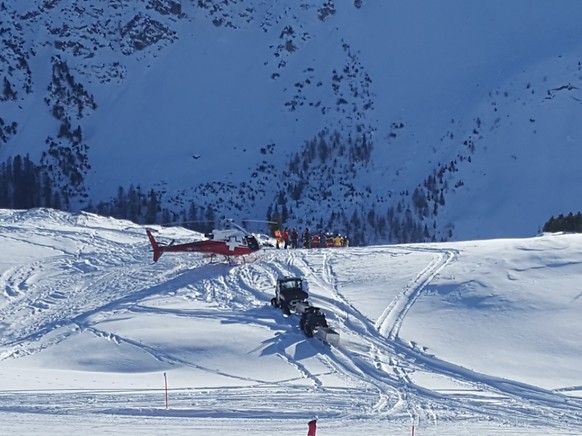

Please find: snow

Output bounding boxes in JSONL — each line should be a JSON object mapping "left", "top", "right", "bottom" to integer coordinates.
{"left": 1, "top": 208, "right": 581, "bottom": 434}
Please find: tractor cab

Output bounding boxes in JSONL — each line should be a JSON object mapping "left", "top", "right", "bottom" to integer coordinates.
{"left": 271, "top": 277, "right": 309, "bottom": 315}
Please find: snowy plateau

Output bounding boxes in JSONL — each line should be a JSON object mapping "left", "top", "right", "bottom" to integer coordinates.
{"left": 0, "top": 208, "right": 582, "bottom": 435}
{"left": 2, "top": 1, "right": 582, "bottom": 245}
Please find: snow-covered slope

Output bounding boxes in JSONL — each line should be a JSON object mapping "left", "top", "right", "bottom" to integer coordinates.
{"left": 1, "top": 208, "right": 582, "bottom": 434}
{"left": 1, "top": 1, "right": 582, "bottom": 244}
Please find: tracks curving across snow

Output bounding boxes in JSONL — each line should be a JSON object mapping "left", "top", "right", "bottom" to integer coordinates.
{"left": 263, "top": 246, "right": 582, "bottom": 429}
{"left": 2, "top": 211, "right": 582, "bottom": 432}
{"left": 374, "top": 248, "right": 457, "bottom": 341}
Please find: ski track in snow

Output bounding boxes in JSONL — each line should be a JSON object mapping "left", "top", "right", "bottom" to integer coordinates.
{"left": 1, "top": 213, "right": 582, "bottom": 431}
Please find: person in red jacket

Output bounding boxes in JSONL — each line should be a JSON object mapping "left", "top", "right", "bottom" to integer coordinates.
{"left": 307, "top": 416, "right": 317, "bottom": 436}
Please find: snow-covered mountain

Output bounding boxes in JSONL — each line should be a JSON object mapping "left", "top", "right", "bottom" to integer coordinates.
{"left": 2, "top": 1, "right": 582, "bottom": 244}
{"left": 1, "top": 208, "right": 582, "bottom": 434}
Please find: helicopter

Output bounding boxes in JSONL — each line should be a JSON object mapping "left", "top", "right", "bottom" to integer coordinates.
{"left": 146, "top": 219, "right": 263, "bottom": 263}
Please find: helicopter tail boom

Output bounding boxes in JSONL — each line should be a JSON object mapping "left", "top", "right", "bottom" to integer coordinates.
{"left": 146, "top": 230, "right": 163, "bottom": 262}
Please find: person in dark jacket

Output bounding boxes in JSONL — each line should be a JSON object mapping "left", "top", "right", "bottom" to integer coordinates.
{"left": 319, "top": 231, "right": 327, "bottom": 248}
{"left": 291, "top": 228, "right": 299, "bottom": 249}
{"left": 303, "top": 228, "right": 311, "bottom": 248}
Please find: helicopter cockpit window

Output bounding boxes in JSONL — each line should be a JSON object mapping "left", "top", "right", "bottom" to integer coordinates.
{"left": 246, "top": 236, "right": 260, "bottom": 250}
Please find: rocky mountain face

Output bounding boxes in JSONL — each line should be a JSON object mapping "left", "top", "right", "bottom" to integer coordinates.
{"left": 2, "top": 1, "right": 582, "bottom": 245}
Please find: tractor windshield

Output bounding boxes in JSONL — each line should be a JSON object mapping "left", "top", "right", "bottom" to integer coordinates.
{"left": 281, "top": 279, "right": 302, "bottom": 290}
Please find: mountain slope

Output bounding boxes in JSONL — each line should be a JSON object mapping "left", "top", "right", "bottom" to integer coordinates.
{"left": 1, "top": 1, "right": 582, "bottom": 244}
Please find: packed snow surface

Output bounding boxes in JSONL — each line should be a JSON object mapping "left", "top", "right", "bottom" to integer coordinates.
{"left": 1, "top": 209, "right": 581, "bottom": 435}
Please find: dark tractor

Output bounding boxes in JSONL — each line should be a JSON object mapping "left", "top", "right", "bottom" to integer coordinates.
{"left": 299, "top": 307, "right": 328, "bottom": 337}
{"left": 271, "top": 277, "right": 308, "bottom": 316}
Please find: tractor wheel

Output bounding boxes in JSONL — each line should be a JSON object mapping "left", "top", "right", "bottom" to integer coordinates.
{"left": 299, "top": 317, "right": 306, "bottom": 331}
{"left": 270, "top": 297, "right": 278, "bottom": 307}
{"left": 304, "top": 325, "right": 314, "bottom": 337}
{"left": 282, "top": 303, "right": 291, "bottom": 316}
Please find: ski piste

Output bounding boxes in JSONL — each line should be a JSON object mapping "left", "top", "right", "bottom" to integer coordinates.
{"left": 1, "top": 209, "right": 582, "bottom": 434}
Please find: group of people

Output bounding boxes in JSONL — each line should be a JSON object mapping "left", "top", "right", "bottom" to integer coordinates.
{"left": 274, "top": 227, "right": 349, "bottom": 249}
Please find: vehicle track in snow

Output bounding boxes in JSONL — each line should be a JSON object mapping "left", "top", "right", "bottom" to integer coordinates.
{"left": 3, "top": 212, "right": 582, "bottom": 428}
{"left": 253, "top": 248, "right": 429, "bottom": 420}
{"left": 0, "top": 233, "right": 347, "bottom": 416}
{"left": 0, "top": 235, "right": 202, "bottom": 360}
{"left": 49, "top": 251, "right": 370, "bottom": 416}
{"left": 230, "top": 250, "right": 390, "bottom": 404}
{"left": 286, "top": 247, "right": 433, "bottom": 420}
{"left": 374, "top": 248, "right": 456, "bottom": 340}
{"left": 277, "top": 246, "right": 582, "bottom": 428}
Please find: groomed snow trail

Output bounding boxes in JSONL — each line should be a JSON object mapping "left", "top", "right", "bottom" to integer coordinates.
{"left": 262, "top": 246, "right": 582, "bottom": 429}
{"left": 1, "top": 210, "right": 582, "bottom": 434}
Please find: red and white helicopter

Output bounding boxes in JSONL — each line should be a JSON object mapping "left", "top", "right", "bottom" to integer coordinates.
{"left": 146, "top": 219, "right": 263, "bottom": 263}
